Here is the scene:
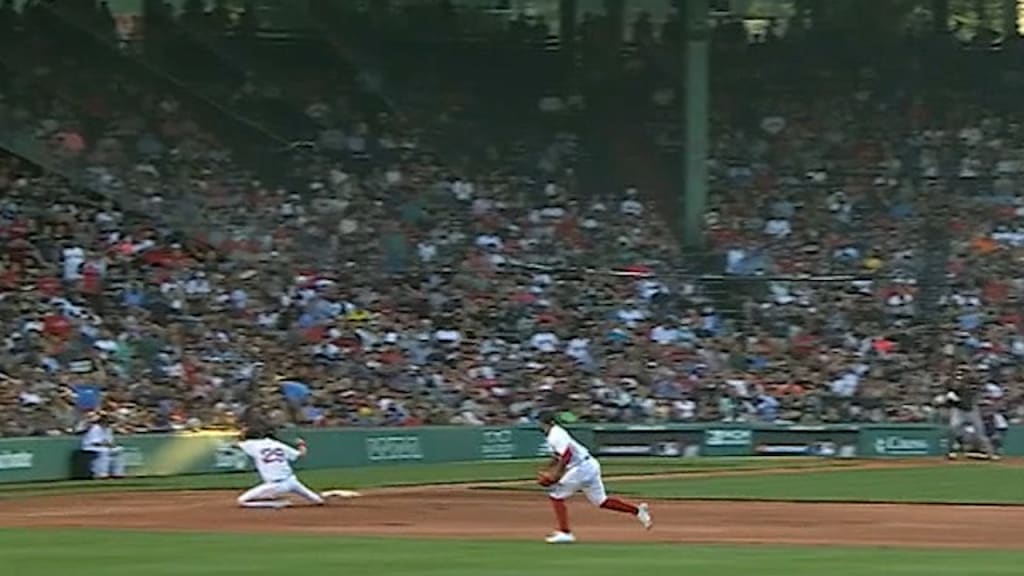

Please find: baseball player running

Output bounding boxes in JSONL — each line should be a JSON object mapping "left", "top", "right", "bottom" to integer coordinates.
{"left": 537, "top": 411, "right": 652, "bottom": 543}
{"left": 945, "top": 367, "right": 995, "bottom": 460}
{"left": 236, "top": 426, "right": 326, "bottom": 508}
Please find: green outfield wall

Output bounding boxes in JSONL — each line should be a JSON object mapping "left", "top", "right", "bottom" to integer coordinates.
{"left": 0, "top": 424, "right": 1018, "bottom": 484}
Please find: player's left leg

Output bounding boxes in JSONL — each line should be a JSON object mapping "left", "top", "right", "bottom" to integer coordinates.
{"left": 544, "top": 468, "right": 583, "bottom": 543}
{"left": 582, "top": 461, "right": 652, "bottom": 530}
{"left": 282, "top": 476, "right": 325, "bottom": 505}
{"left": 237, "top": 482, "right": 290, "bottom": 508}
{"left": 947, "top": 408, "right": 964, "bottom": 459}
{"left": 91, "top": 448, "right": 110, "bottom": 479}
{"left": 989, "top": 432, "right": 1004, "bottom": 460}
{"left": 546, "top": 496, "right": 573, "bottom": 542}
{"left": 967, "top": 407, "right": 995, "bottom": 458}
{"left": 109, "top": 448, "right": 126, "bottom": 478}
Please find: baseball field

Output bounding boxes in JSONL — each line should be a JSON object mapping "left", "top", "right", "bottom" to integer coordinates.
{"left": 2, "top": 457, "right": 1023, "bottom": 575}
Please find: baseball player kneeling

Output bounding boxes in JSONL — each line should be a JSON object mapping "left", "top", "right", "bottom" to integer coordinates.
{"left": 537, "top": 411, "right": 652, "bottom": 544}
{"left": 235, "top": 426, "right": 326, "bottom": 509}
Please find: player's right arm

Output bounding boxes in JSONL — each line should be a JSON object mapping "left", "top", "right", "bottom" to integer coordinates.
{"left": 277, "top": 439, "right": 305, "bottom": 461}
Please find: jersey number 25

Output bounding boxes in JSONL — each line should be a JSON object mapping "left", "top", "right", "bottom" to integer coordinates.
{"left": 260, "top": 447, "right": 286, "bottom": 464}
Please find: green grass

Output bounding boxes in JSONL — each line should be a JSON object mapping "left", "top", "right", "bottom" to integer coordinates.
{"left": 611, "top": 464, "right": 1024, "bottom": 504}
{"left": 0, "top": 530, "right": 1020, "bottom": 576}
{"left": 2, "top": 462, "right": 1023, "bottom": 573}
{"left": 0, "top": 456, "right": 847, "bottom": 499}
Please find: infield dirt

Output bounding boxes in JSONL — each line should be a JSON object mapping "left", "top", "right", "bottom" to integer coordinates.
{"left": 1, "top": 464, "right": 1023, "bottom": 549}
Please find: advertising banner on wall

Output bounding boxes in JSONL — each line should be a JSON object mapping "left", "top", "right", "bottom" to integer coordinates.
{"left": 753, "top": 426, "right": 859, "bottom": 458}
{"left": 592, "top": 426, "right": 703, "bottom": 458}
{"left": 858, "top": 426, "right": 947, "bottom": 457}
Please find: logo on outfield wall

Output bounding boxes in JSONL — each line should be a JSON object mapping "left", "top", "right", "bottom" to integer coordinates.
{"left": 214, "top": 441, "right": 250, "bottom": 470}
{"left": 480, "top": 430, "right": 516, "bottom": 460}
{"left": 874, "top": 436, "right": 931, "bottom": 456}
{"left": 536, "top": 440, "right": 553, "bottom": 457}
{"left": 365, "top": 436, "right": 424, "bottom": 462}
{"left": 705, "top": 429, "right": 753, "bottom": 447}
{"left": 0, "top": 450, "right": 33, "bottom": 471}
{"left": 120, "top": 447, "right": 145, "bottom": 468}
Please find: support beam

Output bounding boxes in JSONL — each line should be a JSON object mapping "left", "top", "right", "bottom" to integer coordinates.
{"left": 975, "top": 0, "right": 989, "bottom": 30}
{"left": 682, "top": 0, "right": 709, "bottom": 251}
{"left": 559, "top": 0, "right": 577, "bottom": 58}
{"left": 1005, "top": 0, "right": 1019, "bottom": 39}
{"left": 604, "top": 0, "right": 624, "bottom": 66}
{"left": 933, "top": 0, "right": 950, "bottom": 34}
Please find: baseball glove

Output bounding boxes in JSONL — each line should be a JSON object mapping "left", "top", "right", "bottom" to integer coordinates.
{"left": 537, "top": 471, "right": 557, "bottom": 487}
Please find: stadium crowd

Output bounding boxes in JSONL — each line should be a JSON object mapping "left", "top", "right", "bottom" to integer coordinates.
{"left": 0, "top": 1, "right": 1022, "bottom": 436}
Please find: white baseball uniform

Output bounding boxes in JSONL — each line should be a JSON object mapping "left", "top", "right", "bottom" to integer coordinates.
{"left": 236, "top": 438, "right": 324, "bottom": 507}
{"left": 81, "top": 423, "right": 126, "bottom": 479}
{"left": 545, "top": 424, "right": 607, "bottom": 505}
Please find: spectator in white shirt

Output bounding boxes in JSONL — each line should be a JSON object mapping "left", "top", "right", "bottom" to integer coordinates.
{"left": 185, "top": 273, "right": 211, "bottom": 295}
{"left": 620, "top": 188, "right": 644, "bottom": 216}
{"left": 764, "top": 218, "right": 791, "bottom": 237}
{"left": 616, "top": 304, "right": 647, "bottom": 326}
{"left": 650, "top": 324, "right": 680, "bottom": 345}
{"left": 452, "top": 179, "right": 475, "bottom": 201}
{"left": 674, "top": 399, "right": 697, "bottom": 421}
{"left": 530, "top": 331, "right": 560, "bottom": 353}
{"left": 830, "top": 371, "right": 860, "bottom": 398}
{"left": 434, "top": 329, "right": 462, "bottom": 345}
{"left": 565, "top": 337, "right": 591, "bottom": 362}
{"left": 475, "top": 234, "right": 504, "bottom": 251}
{"left": 62, "top": 244, "right": 86, "bottom": 281}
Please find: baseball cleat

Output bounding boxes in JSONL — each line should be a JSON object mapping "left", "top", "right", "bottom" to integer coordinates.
{"left": 637, "top": 502, "right": 653, "bottom": 530}
{"left": 947, "top": 452, "right": 959, "bottom": 460}
{"left": 545, "top": 531, "right": 576, "bottom": 544}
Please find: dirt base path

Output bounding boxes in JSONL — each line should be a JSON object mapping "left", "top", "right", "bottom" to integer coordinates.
{"left": 2, "top": 487, "right": 1024, "bottom": 549}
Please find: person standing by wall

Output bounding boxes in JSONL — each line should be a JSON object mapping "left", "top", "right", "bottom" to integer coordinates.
{"left": 945, "top": 366, "right": 995, "bottom": 460}
{"left": 80, "top": 413, "right": 126, "bottom": 479}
